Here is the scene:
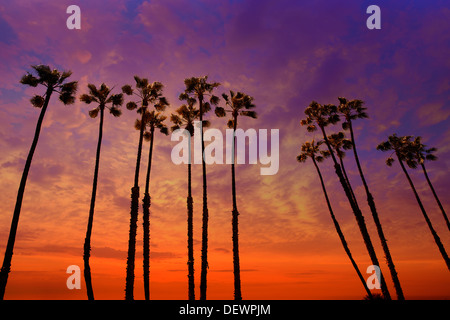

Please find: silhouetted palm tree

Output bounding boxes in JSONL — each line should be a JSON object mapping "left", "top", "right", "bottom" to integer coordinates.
{"left": 408, "top": 136, "right": 449, "bottom": 232}
{"left": 122, "top": 76, "right": 169, "bottom": 300}
{"left": 377, "top": 134, "right": 450, "bottom": 270}
{"left": 215, "top": 90, "right": 256, "bottom": 301}
{"left": 0, "top": 65, "right": 77, "bottom": 299}
{"left": 338, "top": 98, "right": 405, "bottom": 300}
{"left": 179, "top": 76, "right": 220, "bottom": 300}
{"left": 135, "top": 110, "right": 169, "bottom": 300}
{"left": 79, "top": 83, "right": 123, "bottom": 300}
{"left": 301, "top": 101, "right": 391, "bottom": 299}
{"left": 171, "top": 101, "right": 200, "bottom": 300}
{"left": 297, "top": 140, "right": 373, "bottom": 299}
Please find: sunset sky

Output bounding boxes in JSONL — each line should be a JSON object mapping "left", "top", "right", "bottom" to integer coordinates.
{"left": 0, "top": 0, "right": 449, "bottom": 300}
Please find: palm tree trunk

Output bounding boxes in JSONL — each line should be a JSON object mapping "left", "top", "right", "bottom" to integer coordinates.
{"left": 348, "top": 122, "right": 404, "bottom": 300}
{"left": 83, "top": 106, "right": 104, "bottom": 301}
{"left": 199, "top": 98, "right": 209, "bottom": 300}
{"left": 320, "top": 126, "right": 391, "bottom": 299}
{"left": 338, "top": 155, "right": 357, "bottom": 205}
{"left": 125, "top": 108, "right": 147, "bottom": 300}
{"left": 143, "top": 127, "right": 154, "bottom": 300}
{"left": 421, "top": 163, "right": 450, "bottom": 232}
{"left": 231, "top": 117, "right": 242, "bottom": 301}
{"left": 311, "top": 157, "right": 372, "bottom": 298}
{"left": 0, "top": 88, "right": 53, "bottom": 300}
{"left": 187, "top": 161, "right": 195, "bottom": 300}
{"left": 397, "top": 154, "right": 450, "bottom": 270}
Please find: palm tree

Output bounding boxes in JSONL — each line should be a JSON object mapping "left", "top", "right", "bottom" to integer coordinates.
{"left": 170, "top": 101, "right": 200, "bottom": 300}
{"left": 179, "top": 76, "right": 220, "bottom": 300}
{"left": 215, "top": 90, "right": 256, "bottom": 301}
{"left": 300, "top": 101, "right": 391, "bottom": 299}
{"left": 135, "top": 110, "right": 169, "bottom": 300}
{"left": 0, "top": 65, "right": 77, "bottom": 299}
{"left": 79, "top": 83, "right": 123, "bottom": 300}
{"left": 377, "top": 134, "right": 450, "bottom": 270}
{"left": 338, "top": 98, "right": 405, "bottom": 300}
{"left": 122, "top": 76, "right": 169, "bottom": 300}
{"left": 297, "top": 141, "right": 373, "bottom": 299}
{"left": 408, "top": 136, "right": 449, "bottom": 232}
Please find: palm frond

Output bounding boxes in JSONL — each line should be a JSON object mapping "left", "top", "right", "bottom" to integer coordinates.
{"left": 241, "top": 110, "right": 257, "bottom": 119}
{"left": 202, "top": 102, "right": 211, "bottom": 114}
{"left": 87, "top": 84, "right": 99, "bottom": 97}
{"left": 89, "top": 108, "right": 99, "bottom": 118}
{"left": 108, "top": 93, "right": 124, "bottom": 106}
{"left": 109, "top": 106, "right": 122, "bottom": 117}
{"left": 58, "top": 71, "right": 73, "bottom": 84}
{"left": 159, "top": 126, "right": 169, "bottom": 135}
{"left": 122, "top": 84, "right": 133, "bottom": 95}
{"left": 20, "top": 73, "right": 39, "bottom": 87}
{"left": 59, "top": 92, "right": 76, "bottom": 105}
{"left": 30, "top": 95, "right": 45, "bottom": 108}
{"left": 60, "top": 81, "right": 78, "bottom": 94}
{"left": 386, "top": 157, "right": 395, "bottom": 166}
{"left": 210, "top": 95, "right": 220, "bottom": 105}
{"left": 179, "top": 92, "right": 189, "bottom": 101}
{"left": 135, "top": 119, "right": 142, "bottom": 130}
{"left": 215, "top": 106, "right": 226, "bottom": 117}
{"left": 297, "top": 154, "right": 308, "bottom": 163}
{"left": 143, "top": 131, "right": 152, "bottom": 141}
{"left": 126, "top": 101, "right": 138, "bottom": 110}
{"left": 222, "top": 93, "right": 229, "bottom": 102}
{"left": 80, "top": 93, "right": 95, "bottom": 104}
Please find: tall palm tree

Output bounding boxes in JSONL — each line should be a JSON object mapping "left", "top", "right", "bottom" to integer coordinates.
{"left": 408, "top": 136, "right": 449, "bottom": 232}
{"left": 297, "top": 141, "right": 373, "bottom": 299}
{"left": 377, "top": 134, "right": 450, "bottom": 270}
{"left": 179, "top": 76, "right": 220, "bottom": 300}
{"left": 79, "top": 83, "right": 123, "bottom": 300}
{"left": 215, "top": 90, "right": 256, "bottom": 301}
{"left": 0, "top": 65, "right": 77, "bottom": 299}
{"left": 300, "top": 101, "right": 391, "bottom": 299}
{"left": 338, "top": 98, "right": 405, "bottom": 300}
{"left": 170, "top": 101, "right": 200, "bottom": 300}
{"left": 122, "top": 76, "right": 169, "bottom": 300}
{"left": 135, "top": 110, "right": 169, "bottom": 300}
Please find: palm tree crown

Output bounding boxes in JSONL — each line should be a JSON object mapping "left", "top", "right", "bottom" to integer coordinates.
{"left": 122, "top": 76, "right": 169, "bottom": 113}
{"left": 297, "top": 140, "right": 331, "bottom": 163}
{"left": 21, "top": 64, "right": 78, "bottom": 106}
{"left": 179, "top": 76, "right": 220, "bottom": 109}
{"left": 337, "top": 97, "right": 368, "bottom": 130}
{"left": 170, "top": 101, "right": 200, "bottom": 136}
{"left": 376, "top": 134, "right": 414, "bottom": 166}
{"left": 215, "top": 90, "right": 257, "bottom": 127}
{"left": 325, "top": 132, "right": 353, "bottom": 159}
{"left": 80, "top": 83, "right": 123, "bottom": 117}
{"left": 300, "top": 101, "right": 340, "bottom": 132}
{"left": 136, "top": 110, "right": 169, "bottom": 138}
